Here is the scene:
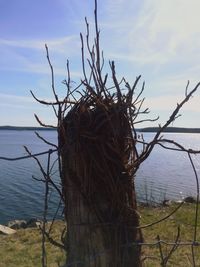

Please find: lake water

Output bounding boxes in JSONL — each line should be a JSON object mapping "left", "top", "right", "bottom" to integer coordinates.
{"left": 0, "top": 130, "right": 62, "bottom": 225}
{"left": 0, "top": 130, "right": 200, "bottom": 224}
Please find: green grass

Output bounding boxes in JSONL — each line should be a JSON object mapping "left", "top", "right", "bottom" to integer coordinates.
{"left": 0, "top": 203, "right": 200, "bottom": 266}
{"left": 0, "top": 221, "right": 66, "bottom": 267}
{"left": 140, "top": 203, "right": 200, "bottom": 266}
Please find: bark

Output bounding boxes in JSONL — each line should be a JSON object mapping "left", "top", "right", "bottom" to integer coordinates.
{"left": 60, "top": 103, "right": 143, "bottom": 267}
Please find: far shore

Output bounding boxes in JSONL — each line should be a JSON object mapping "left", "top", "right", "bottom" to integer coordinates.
{"left": 1, "top": 125, "right": 200, "bottom": 133}
{"left": 138, "top": 126, "right": 200, "bottom": 133}
{"left": 0, "top": 126, "right": 55, "bottom": 131}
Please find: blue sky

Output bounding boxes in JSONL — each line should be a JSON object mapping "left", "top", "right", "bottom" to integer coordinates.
{"left": 0, "top": 0, "right": 200, "bottom": 127}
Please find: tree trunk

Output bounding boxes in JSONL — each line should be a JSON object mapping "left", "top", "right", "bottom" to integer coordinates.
{"left": 60, "top": 103, "right": 143, "bottom": 267}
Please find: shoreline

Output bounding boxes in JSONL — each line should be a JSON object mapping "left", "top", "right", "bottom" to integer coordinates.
{"left": 1, "top": 125, "right": 200, "bottom": 133}
{"left": 1, "top": 196, "right": 197, "bottom": 232}
{"left": 0, "top": 218, "right": 65, "bottom": 235}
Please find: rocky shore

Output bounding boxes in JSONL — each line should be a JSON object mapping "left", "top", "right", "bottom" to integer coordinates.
{"left": 0, "top": 196, "right": 197, "bottom": 235}
{"left": 0, "top": 218, "right": 42, "bottom": 235}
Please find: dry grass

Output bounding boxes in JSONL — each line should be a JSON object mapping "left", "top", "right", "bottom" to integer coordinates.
{"left": 140, "top": 203, "right": 200, "bottom": 266}
{"left": 0, "top": 220, "right": 66, "bottom": 267}
{"left": 0, "top": 204, "right": 199, "bottom": 266}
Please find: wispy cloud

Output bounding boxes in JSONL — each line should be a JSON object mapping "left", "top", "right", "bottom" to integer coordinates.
{"left": 145, "top": 94, "right": 200, "bottom": 113}
{"left": 1, "top": 0, "right": 200, "bottom": 127}
{"left": 0, "top": 93, "right": 35, "bottom": 107}
{"left": 0, "top": 93, "right": 57, "bottom": 126}
{"left": 102, "top": 0, "right": 200, "bottom": 69}
{"left": 0, "top": 35, "right": 83, "bottom": 78}
{"left": 0, "top": 93, "right": 62, "bottom": 107}
{"left": 0, "top": 35, "right": 79, "bottom": 54}
{"left": 0, "top": 93, "right": 38, "bottom": 126}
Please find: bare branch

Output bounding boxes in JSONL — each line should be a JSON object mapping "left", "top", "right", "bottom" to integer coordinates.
{"left": 30, "top": 90, "right": 76, "bottom": 106}
{"left": 34, "top": 114, "right": 57, "bottom": 128}
{"left": 0, "top": 149, "right": 56, "bottom": 161}
{"left": 35, "top": 132, "right": 58, "bottom": 148}
{"left": 45, "top": 44, "right": 59, "bottom": 103}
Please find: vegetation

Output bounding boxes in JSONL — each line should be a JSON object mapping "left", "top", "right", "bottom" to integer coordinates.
{"left": 29, "top": 0, "right": 199, "bottom": 264}
{"left": 0, "top": 221, "right": 66, "bottom": 267}
{"left": 140, "top": 203, "right": 200, "bottom": 266}
{"left": 3, "top": 0, "right": 198, "bottom": 265}
{"left": 0, "top": 204, "right": 199, "bottom": 267}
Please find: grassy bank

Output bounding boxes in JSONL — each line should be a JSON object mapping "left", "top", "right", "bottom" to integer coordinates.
{"left": 0, "top": 220, "right": 66, "bottom": 267}
{"left": 140, "top": 203, "right": 200, "bottom": 266}
{"left": 0, "top": 203, "right": 199, "bottom": 266}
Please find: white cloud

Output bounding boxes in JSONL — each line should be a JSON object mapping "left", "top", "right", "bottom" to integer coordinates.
{"left": 145, "top": 93, "right": 200, "bottom": 113}
{"left": 0, "top": 93, "right": 59, "bottom": 108}
{"left": 0, "top": 93, "right": 34, "bottom": 105}
{"left": 1, "top": 0, "right": 200, "bottom": 127}
{"left": 145, "top": 0, "right": 200, "bottom": 53}
{"left": 0, "top": 36, "right": 83, "bottom": 78}
{"left": 102, "top": 0, "right": 200, "bottom": 68}
{"left": 0, "top": 93, "right": 58, "bottom": 126}
{"left": 14, "top": 61, "right": 82, "bottom": 78}
{"left": 0, "top": 36, "right": 79, "bottom": 54}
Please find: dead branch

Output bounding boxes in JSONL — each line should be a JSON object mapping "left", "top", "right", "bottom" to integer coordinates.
{"left": 34, "top": 114, "right": 57, "bottom": 128}
{"left": 35, "top": 131, "right": 58, "bottom": 148}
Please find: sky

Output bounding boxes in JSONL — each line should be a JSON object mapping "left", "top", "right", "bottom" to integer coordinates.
{"left": 0, "top": 0, "right": 200, "bottom": 127}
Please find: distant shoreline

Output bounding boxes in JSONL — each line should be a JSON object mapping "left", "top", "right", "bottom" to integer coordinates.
{"left": 0, "top": 126, "right": 56, "bottom": 131}
{"left": 0, "top": 125, "right": 200, "bottom": 133}
{"left": 138, "top": 127, "right": 200, "bottom": 134}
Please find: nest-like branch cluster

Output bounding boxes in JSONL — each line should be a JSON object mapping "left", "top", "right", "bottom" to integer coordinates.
{"left": 61, "top": 89, "right": 139, "bottom": 225}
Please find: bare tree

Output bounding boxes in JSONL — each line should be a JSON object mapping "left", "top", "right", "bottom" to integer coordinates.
{"left": 30, "top": 1, "right": 200, "bottom": 266}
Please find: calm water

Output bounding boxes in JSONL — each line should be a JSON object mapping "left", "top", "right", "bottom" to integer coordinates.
{"left": 0, "top": 130, "right": 62, "bottom": 224}
{"left": 0, "top": 130, "right": 200, "bottom": 224}
{"left": 135, "top": 132, "right": 200, "bottom": 204}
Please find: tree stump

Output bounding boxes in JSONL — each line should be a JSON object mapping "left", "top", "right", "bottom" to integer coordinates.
{"left": 60, "top": 100, "right": 143, "bottom": 267}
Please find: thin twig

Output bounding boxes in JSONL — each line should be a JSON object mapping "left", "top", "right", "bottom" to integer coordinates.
{"left": 188, "top": 153, "right": 200, "bottom": 243}
{"left": 0, "top": 149, "right": 57, "bottom": 161}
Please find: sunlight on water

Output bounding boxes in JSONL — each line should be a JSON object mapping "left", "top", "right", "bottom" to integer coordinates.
{"left": 135, "top": 132, "right": 200, "bottom": 204}
{"left": 0, "top": 130, "right": 200, "bottom": 223}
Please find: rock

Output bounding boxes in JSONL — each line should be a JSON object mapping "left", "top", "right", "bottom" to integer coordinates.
{"left": 26, "top": 218, "right": 42, "bottom": 228}
{"left": 175, "top": 200, "right": 183, "bottom": 203}
{"left": 0, "top": 224, "right": 16, "bottom": 235}
{"left": 162, "top": 199, "right": 172, "bottom": 206}
{"left": 6, "top": 218, "right": 43, "bottom": 230}
{"left": 184, "top": 196, "right": 196, "bottom": 203}
{"left": 7, "top": 220, "right": 27, "bottom": 229}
